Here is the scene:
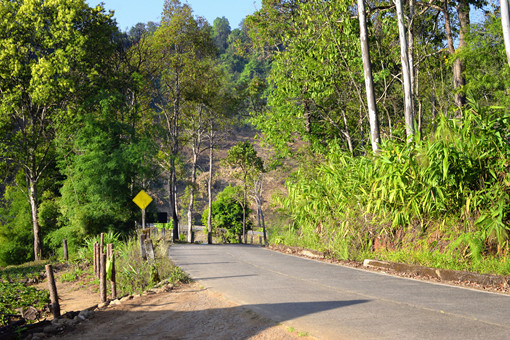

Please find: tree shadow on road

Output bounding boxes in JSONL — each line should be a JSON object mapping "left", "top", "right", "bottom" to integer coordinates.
{"left": 55, "top": 295, "right": 370, "bottom": 339}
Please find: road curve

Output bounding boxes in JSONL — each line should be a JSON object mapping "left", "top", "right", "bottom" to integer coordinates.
{"left": 168, "top": 244, "right": 510, "bottom": 339}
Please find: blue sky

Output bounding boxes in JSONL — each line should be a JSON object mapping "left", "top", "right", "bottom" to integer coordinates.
{"left": 86, "top": 0, "right": 262, "bottom": 32}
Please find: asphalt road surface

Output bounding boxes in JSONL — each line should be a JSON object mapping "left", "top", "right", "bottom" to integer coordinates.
{"left": 168, "top": 244, "right": 510, "bottom": 339}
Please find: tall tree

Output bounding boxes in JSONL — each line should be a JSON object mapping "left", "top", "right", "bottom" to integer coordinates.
{"left": 212, "top": 16, "right": 232, "bottom": 54}
{"left": 0, "top": 0, "right": 118, "bottom": 260}
{"left": 225, "top": 142, "right": 264, "bottom": 243}
{"left": 395, "top": 0, "right": 415, "bottom": 138}
{"left": 147, "top": 0, "right": 216, "bottom": 241}
{"left": 426, "top": 0, "right": 485, "bottom": 109}
{"left": 358, "top": 0, "right": 381, "bottom": 151}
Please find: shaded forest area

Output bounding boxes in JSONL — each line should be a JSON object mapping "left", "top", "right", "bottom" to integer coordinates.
{"left": 1, "top": 0, "right": 509, "bottom": 275}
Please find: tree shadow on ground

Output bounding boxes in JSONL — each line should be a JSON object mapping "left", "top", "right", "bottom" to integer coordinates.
{"left": 54, "top": 298, "right": 370, "bottom": 339}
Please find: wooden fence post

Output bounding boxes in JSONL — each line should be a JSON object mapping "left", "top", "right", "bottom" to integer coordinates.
{"left": 45, "top": 265, "right": 60, "bottom": 318}
{"left": 100, "top": 252, "right": 106, "bottom": 303}
{"left": 139, "top": 234, "right": 147, "bottom": 260}
{"left": 94, "top": 242, "right": 99, "bottom": 278}
{"left": 145, "top": 239, "right": 155, "bottom": 261}
{"left": 100, "top": 232, "right": 104, "bottom": 256}
{"left": 107, "top": 243, "right": 117, "bottom": 299}
{"left": 63, "top": 239, "right": 68, "bottom": 262}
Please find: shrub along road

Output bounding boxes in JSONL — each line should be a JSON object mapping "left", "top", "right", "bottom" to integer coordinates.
{"left": 169, "top": 244, "right": 510, "bottom": 339}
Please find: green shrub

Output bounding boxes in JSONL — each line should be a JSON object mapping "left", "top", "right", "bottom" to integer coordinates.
{"left": 272, "top": 100, "right": 510, "bottom": 272}
{"left": 202, "top": 185, "right": 252, "bottom": 243}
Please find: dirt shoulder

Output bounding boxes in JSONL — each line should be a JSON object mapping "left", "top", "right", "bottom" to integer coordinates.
{"left": 25, "top": 276, "right": 313, "bottom": 340}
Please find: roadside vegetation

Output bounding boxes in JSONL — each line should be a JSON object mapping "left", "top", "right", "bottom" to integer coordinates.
{"left": 0, "top": 262, "right": 50, "bottom": 327}
{"left": 0, "top": 232, "right": 189, "bottom": 328}
{"left": 62, "top": 232, "right": 190, "bottom": 297}
{"left": 270, "top": 103, "right": 510, "bottom": 275}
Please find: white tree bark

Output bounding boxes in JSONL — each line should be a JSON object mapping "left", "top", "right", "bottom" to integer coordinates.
{"left": 207, "top": 124, "right": 214, "bottom": 244}
{"left": 357, "top": 0, "right": 380, "bottom": 152}
{"left": 501, "top": 0, "right": 510, "bottom": 68}
{"left": 395, "top": 0, "right": 414, "bottom": 139}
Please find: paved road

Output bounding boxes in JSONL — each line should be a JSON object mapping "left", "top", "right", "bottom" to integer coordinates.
{"left": 168, "top": 244, "right": 510, "bottom": 339}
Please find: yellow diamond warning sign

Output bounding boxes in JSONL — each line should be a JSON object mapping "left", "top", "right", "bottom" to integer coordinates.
{"left": 133, "top": 190, "right": 153, "bottom": 210}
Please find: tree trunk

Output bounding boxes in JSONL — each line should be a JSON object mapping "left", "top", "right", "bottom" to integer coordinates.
{"left": 187, "top": 114, "right": 202, "bottom": 243}
{"left": 253, "top": 175, "right": 266, "bottom": 244}
{"left": 357, "top": 0, "right": 380, "bottom": 152}
{"left": 341, "top": 110, "right": 353, "bottom": 155}
{"left": 502, "top": 0, "right": 510, "bottom": 68}
{"left": 171, "top": 73, "right": 181, "bottom": 242}
{"left": 395, "top": 0, "right": 414, "bottom": 139}
{"left": 443, "top": 0, "right": 469, "bottom": 109}
{"left": 408, "top": 0, "right": 416, "bottom": 93}
{"left": 207, "top": 124, "right": 214, "bottom": 245}
{"left": 260, "top": 205, "right": 267, "bottom": 244}
{"left": 242, "top": 180, "right": 247, "bottom": 244}
{"left": 454, "top": 0, "right": 470, "bottom": 109}
{"left": 28, "top": 176, "right": 42, "bottom": 261}
{"left": 187, "top": 155, "right": 197, "bottom": 243}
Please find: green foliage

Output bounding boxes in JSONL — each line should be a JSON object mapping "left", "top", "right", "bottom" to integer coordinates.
{"left": 370, "top": 101, "right": 510, "bottom": 240}
{"left": 0, "top": 185, "right": 34, "bottom": 266}
{"left": 202, "top": 185, "right": 249, "bottom": 243}
{"left": 0, "top": 281, "right": 50, "bottom": 326}
{"left": 168, "top": 266, "right": 191, "bottom": 284}
{"left": 273, "top": 101, "right": 510, "bottom": 272}
{"left": 58, "top": 95, "right": 157, "bottom": 240}
{"left": 0, "top": 263, "right": 49, "bottom": 326}
{"left": 60, "top": 266, "right": 84, "bottom": 282}
{"left": 0, "top": 0, "right": 122, "bottom": 260}
{"left": 225, "top": 141, "right": 264, "bottom": 183}
{"left": 113, "top": 235, "right": 179, "bottom": 295}
{"left": 78, "top": 231, "right": 122, "bottom": 263}
{"left": 0, "top": 262, "right": 46, "bottom": 283}
{"left": 459, "top": 13, "right": 510, "bottom": 108}
{"left": 212, "top": 16, "right": 231, "bottom": 54}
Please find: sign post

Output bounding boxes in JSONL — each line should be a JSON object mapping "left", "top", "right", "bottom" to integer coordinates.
{"left": 133, "top": 190, "right": 153, "bottom": 229}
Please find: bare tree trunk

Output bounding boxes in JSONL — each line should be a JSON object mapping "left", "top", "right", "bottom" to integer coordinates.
{"left": 357, "top": 0, "right": 380, "bottom": 152}
{"left": 502, "top": 0, "right": 510, "bottom": 68}
{"left": 395, "top": 0, "right": 414, "bottom": 139}
{"left": 187, "top": 107, "right": 203, "bottom": 243}
{"left": 442, "top": 0, "right": 468, "bottom": 109}
{"left": 259, "top": 205, "right": 266, "bottom": 244}
{"left": 341, "top": 110, "right": 353, "bottom": 155}
{"left": 253, "top": 175, "right": 267, "bottom": 244}
{"left": 27, "top": 174, "right": 41, "bottom": 261}
{"left": 359, "top": 105, "right": 365, "bottom": 152}
{"left": 454, "top": 0, "right": 470, "bottom": 109}
{"left": 171, "top": 74, "right": 181, "bottom": 242}
{"left": 207, "top": 124, "right": 214, "bottom": 245}
{"left": 408, "top": 0, "right": 416, "bottom": 93}
{"left": 242, "top": 179, "right": 247, "bottom": 244}
{"left": 187, "top": 154, "right": 197, "bottom": 243}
